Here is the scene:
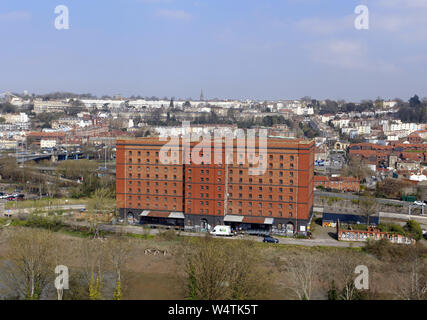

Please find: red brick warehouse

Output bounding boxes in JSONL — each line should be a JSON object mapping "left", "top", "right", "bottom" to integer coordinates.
{"left": 116, "top": 137, "right": 315, "bottom": 234}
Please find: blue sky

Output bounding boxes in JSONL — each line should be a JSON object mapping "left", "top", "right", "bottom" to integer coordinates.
{"left": 0, "top": 0, "right": 426, "bottom": 101}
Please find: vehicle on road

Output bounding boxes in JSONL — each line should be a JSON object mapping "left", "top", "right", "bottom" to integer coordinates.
{"left": 414, "top": 201, "right": 425, "bottom": 206}
{"left": 263, "top": 236, "right": 279, "bottom": 243}
{"left": 7, "top": 194, "right": 24, "bottom": 201}
{"left": 210, "top": 225, "right": 235, "bottom": 236}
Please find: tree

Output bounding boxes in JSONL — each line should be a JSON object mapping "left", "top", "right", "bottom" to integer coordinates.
{"left": 396, "top": 245, "right": 427, "bottom": 300}
{"left": 328, "top": 250, "right": 367, "bottom": 300}
{"left": 0, "top": 228, "right": 56, "bottom": 299}
{"left": 180, "top": 237, "right": 269, "bottom": 300}
{"left": 57, "top": 159, "right": 98, "bottom": 180}
{"left": 81, "top": 238, "right": 106, "bottom": 300}
{"left": 283, "top": 255, "right": 318, "bottom": 300}
{"left": 106, "top": 236, "right": 132, "bottom": 300}
{"left": 341, "top": 156, "right": 373, "bottom": 182}
{"left": 86, "top": 188, "right": 115, "bottom": 238}
{"left": 409, "top": 95, "right": 421, "bottom": 108}
{"left": 405, "top": 220, "right": 423, "bottom": 241}
{"left": 0, "top": 102, "right": 17, "bottom": 113}
{"left": 359, "top": 196, "right": 378, "bottom": 226}
{"left": 327, "top": 280, "right": 338, "bottom": 300}
{"left": 376, "top": 179, "right": 411, "bottom": 199}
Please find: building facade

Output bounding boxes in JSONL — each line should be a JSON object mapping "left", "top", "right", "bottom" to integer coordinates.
{"left": 116, "top": 137, "right": 315, "bottom": 234}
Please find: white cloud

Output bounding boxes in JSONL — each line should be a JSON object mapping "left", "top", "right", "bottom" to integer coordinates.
{"left": 378, "top": 0, "right": 427, "bottom": 9}
{"left": 308, "top": 40, "right": 367, "bottom": 70}
{"left": 372, "top": 10, "right": 427, "bottom": 42}
{"left": 307, "top": 39, "right": 400, "bottom": 74}
{"left": 156, "top": 9, "right": 192, "bottom": 21}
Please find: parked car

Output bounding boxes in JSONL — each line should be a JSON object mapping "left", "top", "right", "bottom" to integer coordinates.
{"left": 263, "top": 236, "right": 279, "bottom": 243}
{"left": 414, "top": 201, "right": 425, "bottom": 206}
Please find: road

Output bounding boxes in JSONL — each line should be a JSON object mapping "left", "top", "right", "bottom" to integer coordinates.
{"left": 65, "top": 220, "right": 364, "bottom": 248}
{"left": 3, "top": 204, "right": 86, "bottom": 216}
{"left": 315, "top": 190, "right": 410, "bottom": 206}
{"left": 380, "top": 211, "right": 427, "bottom": 227}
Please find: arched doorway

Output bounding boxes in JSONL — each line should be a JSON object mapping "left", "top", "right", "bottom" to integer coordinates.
{"left": 286, "top": 222, "right": 295, "bottom": 234}
{"left": 127, "top": 212, "right": 135, "bottom": 224}
{"left": 200, "top": 218, "right": 209, "bottom": 231}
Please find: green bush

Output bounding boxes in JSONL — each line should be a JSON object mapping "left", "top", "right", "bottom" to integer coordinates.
{"left": 405, "top": 220, "right": 423, "bottom": 241}
{"left": 157, "top": 229, "right": 179, "bottom": 241}
{"left": 389, "top": 224, "right": 405, "bottom": 235}
{"left": 12, "top": 215, "right": 64, "bottom": 232}
{"left": 377, "top": 223, "right": 406, "bottom": 235}
{"left": 364, "top": 238, "right": 408, "bottom": 262}
{"left": 294, "top": 234, "right": 308, "bottom": 239}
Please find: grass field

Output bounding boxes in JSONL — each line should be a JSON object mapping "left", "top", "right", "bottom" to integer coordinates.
{"left": 0, "top": 219, "right": 425, "bottom": 300}
{"left": 4, "top": 197, "right": 88, "bottom": 210}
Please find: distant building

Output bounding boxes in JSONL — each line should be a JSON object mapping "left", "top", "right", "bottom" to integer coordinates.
{"left": 314, "top": 176, "right": 360, "bottom": 192}
{"left": 338, "top": 225, "right": 415, "bottom": 245}
{"left": 40, "top": 139, "right": 57, "bottom": 149}
{"left": 33, "top": 99, "right": 72, "bottom": 114}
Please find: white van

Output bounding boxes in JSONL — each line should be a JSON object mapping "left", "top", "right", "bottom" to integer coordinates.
{"left": 210, "top": 225, "right": 234, "bottom": 237}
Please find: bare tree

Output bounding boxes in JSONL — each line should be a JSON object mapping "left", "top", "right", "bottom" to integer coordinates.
{"left": 283, "top": 255, "right": 318, "bottom": 300}
{"left": 359, "top": 196, "right": 378, "bottom": 226}
{"left": 81, "top": 238, "right": 106, "bottom": 300}
{"left": 86, "top": 188, "right": 115, "bottom": 238}
{"left": 106, "top": 236, "right": 132, "bottom": 300}
{"left": 342, "top": 156, "right": 373, "bottom": 182}
{"left": 329, "top": 250, "right": 366, "bottom": 300}
{"left": 0, "top": 228, "right": 55, "bottom": 299}
{"left": 179, "top": 236, "right": 268, "bottom": 300}
{"left": 397, "top": 246, "right": 427, "bottom": 300}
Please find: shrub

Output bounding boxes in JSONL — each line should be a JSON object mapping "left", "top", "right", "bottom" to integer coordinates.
{"left": 364, "top": 238, "right": 410, "bottom": 262}
{"left": 389, "top": 224, "right": 405, "bottom": 235}
{"left": 377, "top": 223, "right": 406, "bottom": 235}
{"left": 157, "top": 229, "right": 179, "bottom": 241}
{"left": 404, "top": 220, "right": 423, "bottom": 241}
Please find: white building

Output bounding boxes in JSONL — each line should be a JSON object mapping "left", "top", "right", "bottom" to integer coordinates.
{"left": 1, "top": 112, "right": 29, "bottom": 124}
{"left": 40, "top": 139, "right": 57, "bottom": 149}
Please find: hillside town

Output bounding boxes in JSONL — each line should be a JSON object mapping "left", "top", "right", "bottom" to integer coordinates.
{"left": 2, "top": 92, "right": 427, "bottom": 195}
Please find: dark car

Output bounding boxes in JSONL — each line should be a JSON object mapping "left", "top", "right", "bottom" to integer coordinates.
{"left": 263, "top": 236, "right": 279, "bottom": 243}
